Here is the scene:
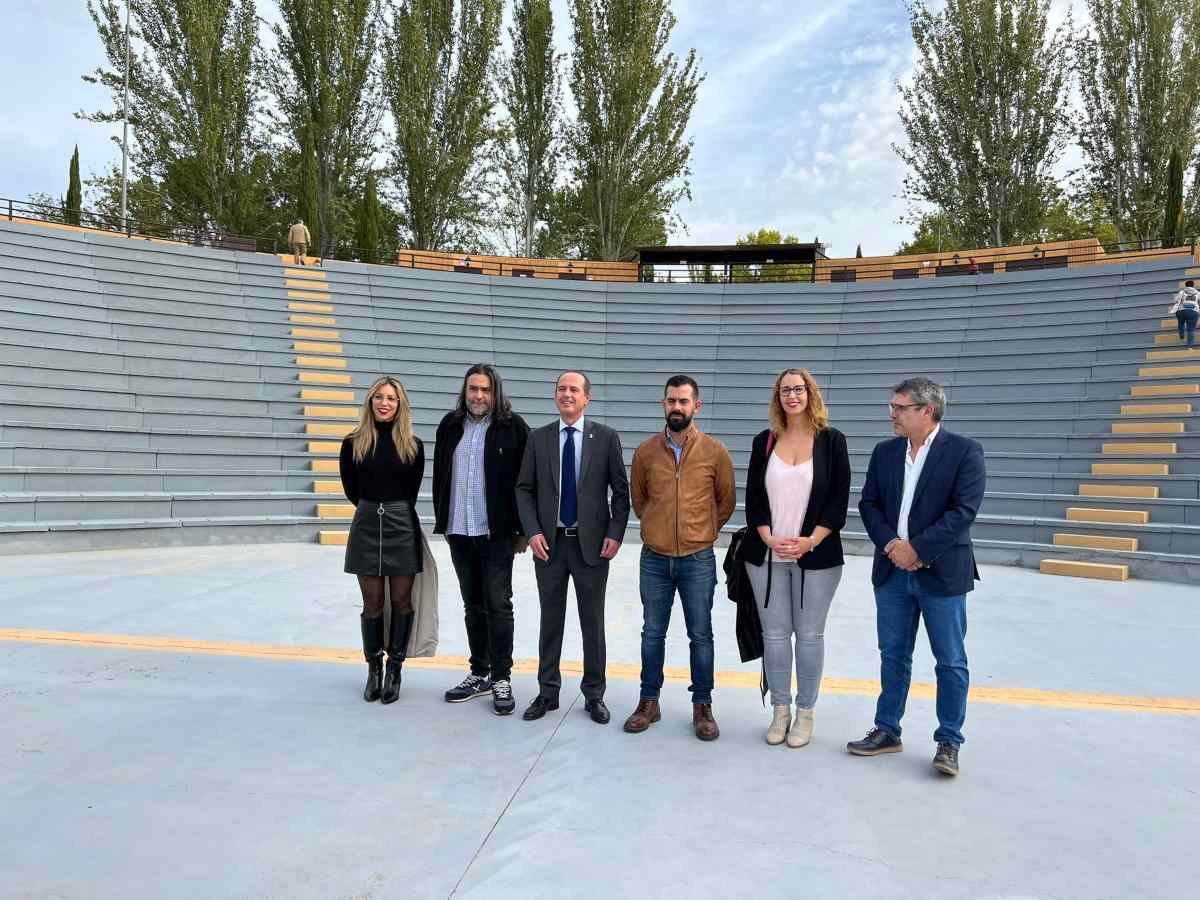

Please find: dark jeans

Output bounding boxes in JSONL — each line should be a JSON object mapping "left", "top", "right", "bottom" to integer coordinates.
{"left": 873, "top": 568, "right": 969, "bottom": 747}
{"left": 1177, "top": 309, "right": 1198, "bottom": 347}
{"left": 447, "top": 534, "right": 515, "bottom": 681}
{"left": 638, "top": 546, "right": 717, "bottom": 704}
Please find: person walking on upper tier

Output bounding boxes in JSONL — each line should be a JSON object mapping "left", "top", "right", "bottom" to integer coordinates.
{"left": 1169, "top": 279, "right": 1200, "bottom": 348}
{"left": 624, "top": 375, "right": 736, "bottom": 742}
{"left": 849, "top": 377, "right": 986, "bottom": 776}
{"left": 739, "top": 368, "right": 851, "bottom": 749}
{"left": 288, "top": 219, "right": 311, "bottom": 265}
{"left": 432, "top": 364, "right": 530, "bottom": 716}
{"left": 515, "top": 371, "right": 630, "bottom": 725}
{"left": 340, "top": 376, "right": 436, "bottom": 705}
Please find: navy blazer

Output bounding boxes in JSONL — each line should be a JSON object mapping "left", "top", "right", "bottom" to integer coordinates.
{"left": 858, "top": 428, "right": 986, "bottom": 596}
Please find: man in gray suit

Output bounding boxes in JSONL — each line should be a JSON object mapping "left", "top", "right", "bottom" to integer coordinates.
{"left": 515, "top": 371, "right": 631, "bottom": 724}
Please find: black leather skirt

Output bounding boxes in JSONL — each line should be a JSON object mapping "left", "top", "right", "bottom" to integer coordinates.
{"left": 343, "top": 500, "right": 423, "bottom": 576}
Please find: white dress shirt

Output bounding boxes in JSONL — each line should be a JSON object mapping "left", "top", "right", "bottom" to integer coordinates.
{"left": 897, "top": 424, "right": 941, "bottom": 541}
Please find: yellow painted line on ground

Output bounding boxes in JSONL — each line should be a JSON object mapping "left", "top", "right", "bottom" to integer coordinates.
{"left": 1, "top": 629, "right": 1196, "bottom": 716}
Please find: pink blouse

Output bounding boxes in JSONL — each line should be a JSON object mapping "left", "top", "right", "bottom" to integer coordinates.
{"left": 765, "top": 453, "right": 813, "bottom": 562}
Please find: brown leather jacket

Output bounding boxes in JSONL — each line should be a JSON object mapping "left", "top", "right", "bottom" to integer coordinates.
{"left": 631, "top": 425, "right": 736, "bottom": 557}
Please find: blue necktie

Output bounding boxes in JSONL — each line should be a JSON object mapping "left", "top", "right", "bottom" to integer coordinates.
{"left": 560, "top": 426, "right": 577, "bottom": 526}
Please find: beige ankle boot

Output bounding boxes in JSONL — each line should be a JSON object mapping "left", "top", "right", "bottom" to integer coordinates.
{"left": 787, "top": 707, "right": 813, "bottom": 748}
{"left": 766, "top": 705, "right": 791, "bottom": 745}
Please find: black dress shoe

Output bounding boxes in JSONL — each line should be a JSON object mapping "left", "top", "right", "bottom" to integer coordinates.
{"left": 584, "top": 698, "right": 611, "bottom": 724}
{"left": 522, "top": 695, "right": 560, "bottom": 721}
{"left": 846, "top": 727, "right": 904, "bottom": 756}
{"left": 933, "top": 742, "right": 960, "bottom": 776}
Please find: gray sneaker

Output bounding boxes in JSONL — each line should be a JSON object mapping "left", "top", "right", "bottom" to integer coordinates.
{"left": 933, "top": 742, "right": 960, "bottom": 776}
{"left": 491, "top": 679, "right": 515, "bottom": 715}
{"left": 444, "top": 673, "right": 492, "bottom": 703}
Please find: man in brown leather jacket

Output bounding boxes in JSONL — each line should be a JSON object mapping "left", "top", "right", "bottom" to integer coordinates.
{"left": 623, "top": 375, "right": 736, "bottom": 741}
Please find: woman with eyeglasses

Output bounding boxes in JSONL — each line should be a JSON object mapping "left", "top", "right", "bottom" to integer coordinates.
{"left": 340, "top": 376, "right": 427, "bottom": 705}
{"left": 738, "top": 368, "right": 851, "bottom": 747}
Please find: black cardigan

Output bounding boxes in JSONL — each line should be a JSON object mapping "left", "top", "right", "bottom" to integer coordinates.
{"left": 431, "top": 410, "right": 531, "bottom": 538}
{"left": 738, "top": 426, "right": 851, "bottom": 570}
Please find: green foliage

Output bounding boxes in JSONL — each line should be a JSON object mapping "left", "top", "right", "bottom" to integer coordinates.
{"left": 736, "top": 228, "right": 800, "bottom": 246}
{"left": 298, "top": 125, "right": 321, "bottom": 249}
{"left": 384, "top": 0, "right": 502, "bottom": 251}
{"left": 66, "top": 147, "right": 83, "bottom": 226}
{"left": 1075, "top": 0, "right": 1200, "bottom": 244}
{"left": 732, "top": 228, "right": 808, "bottom": 281}
{"left": 894, "top": 209, "right": 972, "bottom": 255}
{"left": 1165, "top": 146, "right": 1186, "bottom": 246}
{"left": 855, "top": 243, "right": 863, "bottom": 258}
{"left": 355, "top": 168, "right": 382, "bottom": 262}
{"left": 895, "top": 0, "right": 1071, "bottom": 247}
{"left": 565, "top": 0, "right": 703, "bottom": 260}
{"left": 497, "top": 0, "right": 561, "bottom": 258}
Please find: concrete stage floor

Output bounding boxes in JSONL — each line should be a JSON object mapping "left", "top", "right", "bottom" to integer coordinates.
{"left": 1, "top": 540, "right": 1197, "bottom": 900}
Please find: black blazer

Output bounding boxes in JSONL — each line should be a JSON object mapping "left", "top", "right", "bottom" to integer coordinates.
{"left": 431, "top": 410, "right": 530, "bottom": 538}
{"left": 514, "top": 418, "right": 631, "bottom": 567}
{"left": 739, "top": 427, "right": 851, "bottom": 570}
{"left": 858, "top": 428, "right": 986, "bottom": 596}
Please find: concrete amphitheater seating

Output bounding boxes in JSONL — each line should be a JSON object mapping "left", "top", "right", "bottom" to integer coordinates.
{"left": 1, "top": 218, "right": 1198, "bottom": 583}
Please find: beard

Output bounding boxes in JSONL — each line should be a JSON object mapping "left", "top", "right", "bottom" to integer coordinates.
{"left": 665, "top": 411, "right": 691, "bottom": 433}
{"left": 466, "top": 399, "right": 491, "bottom": 418}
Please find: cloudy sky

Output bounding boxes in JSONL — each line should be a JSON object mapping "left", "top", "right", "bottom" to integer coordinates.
{"left": 0, "top": 1, "right": 1074, "bottom": 258}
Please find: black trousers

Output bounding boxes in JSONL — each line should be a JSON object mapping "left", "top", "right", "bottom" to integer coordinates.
{"left": 447, "top": 534, "right": 516, "bottom": 682}
{"left": 534, "top": 533, "right": 609, "bottom": 701}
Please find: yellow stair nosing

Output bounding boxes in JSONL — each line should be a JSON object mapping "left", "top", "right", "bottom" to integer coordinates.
{"left": 295, "top": 355, "right": 348, "bottom": 369}
{"left": 289, "top": 313, "right": 337, "bottom": 325}
{"left": 287, "top": 289, "right": 333, "bottom": 301}
{"left": 1052, "top": 533, "right": 1140, "bottom": 552}
{"left": 288, "top": 301, "right": 335, "bottom": 313}
{"left": 313, "top": 481, "right": 344, "bottom": 494}
{"left": 317, "top": 503, "right": 355, "bottom": 518}
{"left": 1064, "top": 507, "right": 1150, "bottom": 525}
{"left": 306, "top": 423, "right": 354, "bottom": 436}
{"left": 1110, "top": 422, "right": 1186, "bottom": 434}
{"left": 1039, "top": 559, "right": 1130, "bottom": 581}
{"left": 292, "top": 341, "right": 344, "bottom": 354}
{"left": 1120, "top": 403, "right": 1192, "bottom": 414}
{"left": 1140, "top": 365, "right": 1200, "bottom": 377}
{"left": 1129, "top": 384, "right": 1199, "bottom": 396}
{"left": 283, "top": 267, "right": 327, "bottom": 279}
{"left": 290, "top": 328, "right": 340, "bottom": 340}
{"left": 311, "top": 459, "right": 341, "bottom": 472}
{"left": 1078, "top": 483, "right": 1160, "bottom": 499}
{"left": 1101, "top": 442, "right": 1177, "bottom": 454}
{"left": 299, "top": 389, "right": 356, "bottom": 402}
{"left": 307, "top": 441, "right": 342, "bottom": 454}
{"left": 303, "top": 405, "right": 359, "bottom": 419}
{"left": 319, "top": 530, "right": 350, "bottom": 546}
{"left": 1090, "top": 463, "right": 1170, "bottom": 475}
{"left": 298, "top": 371, "right": 352, "bottom": 385}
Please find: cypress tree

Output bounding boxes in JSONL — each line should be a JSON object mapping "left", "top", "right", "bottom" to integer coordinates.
{"left": 356, "top": 168, "right": 381, "bottom": 263}
{"left": 855, "top": 243, "right": 863, "bottom": 258}
{"left": 65, "top": 146, "right": 82, "bottom": 226}
{"left": 1164, "top": 146, "right": 1185, "bottom": 247}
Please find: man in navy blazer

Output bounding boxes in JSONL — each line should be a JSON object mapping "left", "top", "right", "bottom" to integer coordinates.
{"left": 849, "top": 377, "right": 986, "bottom": 776}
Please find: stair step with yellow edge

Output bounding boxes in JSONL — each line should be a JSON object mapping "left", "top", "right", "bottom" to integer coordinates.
{"left": 317, "top": 503, "right": 355, "bottom": 518}
{"left": 295, "top": 355, "right": 347, "bottom": 369}
{"left": 1078, "top": 483, "right": 1160, "bottom": 499}
{"left": 1139, "top": 365, "right": 1200, "bottom": 377}
{"left": 298, "top": 371, "right": 352, "bottom": 385}
{"left": 1101, "top": 442, "right": 1177, "bottom": 454}
{"left": 1186, "top": 265, "right": 1200, "bottom": 275}
{"left": 288, "top": 301, "right": 335, "bottom": 314}
{"left": 311, "top": 458, "right": 340, "bottom": 473}
{"left": 1053, "top": 533, "right": 1140, "bottom": 552}
{"left": 1155, "top": 333, "right": 1188, "bottom": 344}
{"left": 1091, "top": 462, "right": 1170, "bottom": 475}
{"left": 291, "top": 327, "right": 340, "bottom": 340}
{"left": 283, "top": 267, "right": 326, "bottom": 280}
{"left": 300, "top": 389, "right": 355, "bottom": 402}
{"left": 1145, "top": 348, "right": 1200, "bottom": 360}
{"left": 308, "top": 441, "right": 342, "bottom": 454}
{"left": 313, "top": 481, "right": 344, "bottom": 494}
{"left": 1121, "top": 402, "right": 1192, "bottom": 414}
{"left": 306, "top": 422, "right": 354, "bottom": 437}
{"left": 1130, "top": 383, "right": 1199, "bottom": 397}
{"left": 1110, "top": 421, "right": 1185, "bottom": 434}
{"left": 290, "top": 313, "right": 337, "bottom": 326}
{"left": 277, "top": 253, "right": 319, "bottom": 266}
{"left": 286, "top": 279, "right": 330, "bottom": 289}
{"left": 1039, "top": 559, "right": 1130, "bottom": 581}
{"left": 319, "top": 530, "right": 349, "bottom": 546}
{"left": 304, "top": 405, "right": 358, "bottom": 419}
{"left": 1065, "top": 507, "right": 1150, "bottom": 525}
{"left": 288, "top": 289, "right": 333, "bottom": 301}
{"left": 292, "top": 341, "right": 343, "bottom": 354}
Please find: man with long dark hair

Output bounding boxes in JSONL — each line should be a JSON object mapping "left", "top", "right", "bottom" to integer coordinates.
{"left": 432, "top": 363, "right": 531, "bottom": 715}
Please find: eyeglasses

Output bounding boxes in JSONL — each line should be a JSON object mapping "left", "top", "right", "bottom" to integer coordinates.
{"left": 888, "top": 403, "right": 923, "bottom": 413}
{"left": 779, "top": 386, "right": 807, "bottom": 397}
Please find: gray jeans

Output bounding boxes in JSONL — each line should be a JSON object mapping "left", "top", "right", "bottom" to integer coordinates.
{"left": 745, "top": 562, "right": 842, "bottom": 708}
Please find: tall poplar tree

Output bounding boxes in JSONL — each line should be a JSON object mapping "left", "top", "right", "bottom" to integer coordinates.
{"left": 355, "top": 168, "right": 382, "bottom": 262}
{"left": 1164, "top": 146, "right": 1186, "bottom": 246}
{"left": 895, "top": 0, "right": 1071, "bottom": 247}
{"left": 82, "top": 0, "right": 261, "bottom": 233}
{"left": 269, "top": 0, "right": 382, "bottom": 256}
{"left": 383, "top": 0, "right": 503, "bottom": 251}
{"left": 1075, "top": 0, "right": 1200, "bottom": 244}
{"left": 66, "top": 146, "right": 83, "bottom": 226}
{"left": 566, "top": 0, "right": 703, "bottom": 261}
{"left": 497, "top": 0, "right": 561, "bottom": 258}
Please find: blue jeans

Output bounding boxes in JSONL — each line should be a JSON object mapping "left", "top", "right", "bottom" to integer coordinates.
{"left": 873, "top": 568, "right": 969, "bottom": 746}
{"left": 1177, "top": 309, "right": 1198, "bottom": 347}
{"left": 638, "top": 546, "right": 717, "bottom": 704}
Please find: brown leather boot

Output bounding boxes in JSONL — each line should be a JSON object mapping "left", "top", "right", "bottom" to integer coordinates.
{"left": 693, "top": 703, "right": 720, "bottom": 741}
{"left": 622, "top": 698, "right": 661, "bottom": 733}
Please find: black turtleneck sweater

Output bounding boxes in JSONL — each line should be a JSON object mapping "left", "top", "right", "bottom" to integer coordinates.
{"left": 338, "top": 421, "right": 425, "bottom": 507}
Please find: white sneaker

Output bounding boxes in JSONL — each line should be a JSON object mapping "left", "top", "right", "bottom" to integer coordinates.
{"left": 765, "top": 705, "right": 792, "bottom": 745}
{"left": 787, "top": 707, "right": 813, "bottom": 748}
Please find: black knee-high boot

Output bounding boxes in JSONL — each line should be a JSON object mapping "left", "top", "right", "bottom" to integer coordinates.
{"left": 381, "top": 610, "right": 414, "bottom": 705}
{"left": 361, "top": 616, "right": 384, "bottom": 702}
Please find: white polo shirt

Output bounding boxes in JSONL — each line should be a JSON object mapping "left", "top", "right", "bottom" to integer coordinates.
{"left": 897, "top": 424, "right": 941, "bottom": 541}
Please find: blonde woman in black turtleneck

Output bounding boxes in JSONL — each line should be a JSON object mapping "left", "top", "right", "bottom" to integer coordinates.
{"left": 340, "top": 376, "right": 426, "bottom": 704}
